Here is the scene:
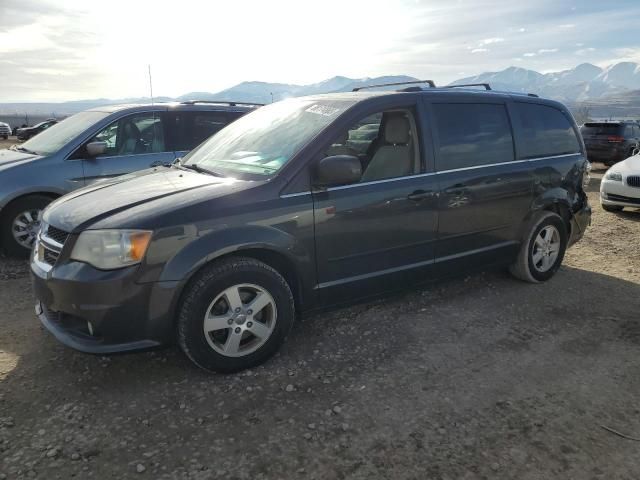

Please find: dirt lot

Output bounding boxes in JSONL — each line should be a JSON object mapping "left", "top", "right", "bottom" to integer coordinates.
{"left": 1, "top": 167, "right": 639, "bottom": 480}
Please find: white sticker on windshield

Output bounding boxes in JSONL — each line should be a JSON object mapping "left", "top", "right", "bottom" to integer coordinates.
{"left": 306, "top": 104, "right": 340, "bottom": 116}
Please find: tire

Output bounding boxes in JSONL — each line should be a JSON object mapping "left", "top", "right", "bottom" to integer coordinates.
{"left": 602, "top": 204, "right": 623, "bottom": 212}
{"left": 178, "top": 256, "right": 295, "bottom": 373}
{"left": 1, "top": 195, "right": 51, "bottom": 258}
{"left": 509, "top": 211, "right": 568, "bottom": 283}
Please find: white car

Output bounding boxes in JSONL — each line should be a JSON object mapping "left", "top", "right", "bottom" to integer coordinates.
{"left": 600, "top": 154, "right": 640, "bottom": 212}
{"left": 0, "top": 122, "right": 10, "bottom": 140}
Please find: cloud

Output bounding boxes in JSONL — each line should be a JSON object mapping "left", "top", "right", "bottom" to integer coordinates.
{"left": 479, "top": 37, "right": 505, "bottom": 46}
{"left": 538, "top": 48, "right": 559, "bottom": 54}
{"left": 471, "top": 48, "right": 489, "bottom": 53}
{"left": 576, "top": 47, "right": 596, "bottom": 56}
{"left": 559, "top": 23, "right": 576, "bottom": 29}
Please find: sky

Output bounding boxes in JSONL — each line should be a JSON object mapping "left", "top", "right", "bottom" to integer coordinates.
{"left": 1, "top": 0, "right": 640, "bottom": 102}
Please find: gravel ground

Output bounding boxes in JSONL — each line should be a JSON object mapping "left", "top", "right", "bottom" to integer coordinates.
{"left": 1, "top": 167, "right": 639, "bottom": 479}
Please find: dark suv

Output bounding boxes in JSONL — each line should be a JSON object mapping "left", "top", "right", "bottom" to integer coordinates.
{"left": 580, "top": 121, "right": 640, "bottom": 166}
{"left": 31, "top": 82, "right": 591, "bottom": 373}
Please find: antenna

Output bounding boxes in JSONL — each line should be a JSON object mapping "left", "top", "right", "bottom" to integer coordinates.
{"left": 148, "top": 64, "right": 154, "bottom": 105}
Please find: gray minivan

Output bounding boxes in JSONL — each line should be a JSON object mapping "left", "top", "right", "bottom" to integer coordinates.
{"left": 0, "top": 101, "right": 259, "bottom": 256}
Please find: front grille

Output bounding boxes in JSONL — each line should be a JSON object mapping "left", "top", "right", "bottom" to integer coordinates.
{"left": 42, "top": 248, "right": 59, "bottom": 266}
{"left": 627, "top": 176, "right": 640, "bottom": 188}
{"left": 45, "top": 225, "right": 69, "bottom": 245}
{"left": 607, "top": 193, "right": 640, "bottom": 205}
{"left": 38, "top": 224, "right": 69, "bottom": 268}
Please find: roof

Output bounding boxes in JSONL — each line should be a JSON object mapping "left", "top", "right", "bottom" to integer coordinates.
{"left": 88, "top": 101, "right": 260, "bottom": 114}
{"left": 296, "top": 87, "right": 564, "bottom": 109}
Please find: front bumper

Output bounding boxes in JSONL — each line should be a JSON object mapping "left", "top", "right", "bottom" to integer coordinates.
{"left": 600, "top": 178, "right": 640, "bottom": 208}
{"left": 31, "top": 257, "right": 181, "bottom": 354}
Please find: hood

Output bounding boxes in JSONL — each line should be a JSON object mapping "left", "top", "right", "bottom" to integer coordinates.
{"left": 613, "top": 154, "right": 640, "bottom": 172}
{"left": 0, "top": 148, "right": 41, "bottom": 169}
{"left": 43, "top": 167, "right": 259, "bottom": 232}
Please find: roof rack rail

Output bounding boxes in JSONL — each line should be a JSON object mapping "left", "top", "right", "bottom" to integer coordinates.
{"left": 180, "top": 100, "right": 265, "bottom": 107}
{"left": 445, "top": 83, "right": 492, "bottom": 90}
{"left": 353, "top": 80, "right": 436, "bottom": 92}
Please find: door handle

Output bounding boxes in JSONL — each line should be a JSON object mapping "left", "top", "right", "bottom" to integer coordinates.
{"left": 407, "top": 190, "right": 434, "bottom": 201}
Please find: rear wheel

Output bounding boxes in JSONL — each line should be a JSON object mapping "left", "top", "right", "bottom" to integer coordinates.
{"left": 178, "top": 257, "right": 295, "bottom": 373}
{"left": 1, "top": 195, "right": 51, "bottom": 257}
{"left": 509, "top": 211, "right": 568, "bottom": 283}
{"left": 602, "top": 204, "right": 623, "bottom": 212}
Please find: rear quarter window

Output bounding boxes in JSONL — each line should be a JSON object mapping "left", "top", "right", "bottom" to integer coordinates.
{"left": 514, "top": 103, "right": 580, "bottom": 158}
{"left": 433, "top": 103, "right": 514, "bottom": 171}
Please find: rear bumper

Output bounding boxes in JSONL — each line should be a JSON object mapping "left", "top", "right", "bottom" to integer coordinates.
{"left": 31, "top": 258, "right": 182, "bottom": 354}
{"left": 586, "top": 148, "right": 628, "bottom": 164}
{"left": 569, "top": 201, "right": 591, "bottom": 246}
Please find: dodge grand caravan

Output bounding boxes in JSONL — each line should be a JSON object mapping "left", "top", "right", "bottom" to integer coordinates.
{"left": 0, "top": 101, "right": 259, "bottom": 257}
{"left": 31, "top": 82, "right": 591, "bottom": 373}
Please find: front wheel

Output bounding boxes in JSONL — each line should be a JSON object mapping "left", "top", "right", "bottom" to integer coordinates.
{"left": 509, "top": 211, "right": 568, "bottom": 283}
{"left": 1, "top": 195, "right": 51, "bottom": 257}
{"left": 602, "top": 204, "right": 623, "bottom": 212}
{"left": 178, "top": 257, "right": 295, "bottom": 373}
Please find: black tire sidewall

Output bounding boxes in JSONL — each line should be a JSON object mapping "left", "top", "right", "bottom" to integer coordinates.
{"left": 179, "top": 260, "right": 294, "bottom": 373}
{"left": 602, "top": 204, "right": 623, "bottom": 212}
{"left": 1, "top": 195, "right": 51, "bottom": 257}
{"left": 526, "top": 215, "right": 568, "bottom": 282}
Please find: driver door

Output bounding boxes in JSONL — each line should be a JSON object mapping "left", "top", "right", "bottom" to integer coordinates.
{"left": 79, "top": 111, "right": 174, "bottom": 185}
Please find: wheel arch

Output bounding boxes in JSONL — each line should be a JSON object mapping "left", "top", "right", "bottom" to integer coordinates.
{"left": 156, "top": 225, "right": 315, "bottom": 320}
{"left": 0, "top": 189, "right": 63, "bottom": 215}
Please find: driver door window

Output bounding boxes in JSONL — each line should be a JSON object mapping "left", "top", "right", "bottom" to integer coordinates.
{"left": 89, "top": 113, "right": 166, "bottom": 157}
{"left": 323, "top": 109, "right": 420, "bottom": 183}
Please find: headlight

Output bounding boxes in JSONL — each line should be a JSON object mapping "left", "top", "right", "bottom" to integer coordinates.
{"left": 606, "top": 171, "right": 622, "bottom": 182}
{"left": 71, "top": 229, "right": 152, "bottom": 270}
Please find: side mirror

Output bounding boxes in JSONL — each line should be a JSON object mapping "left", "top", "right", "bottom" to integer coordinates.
{"left": 313, "top": 155, "right": 361, "bottom": 188}
{"left": 86, "top": 141, "right": 107, "bottom": 157}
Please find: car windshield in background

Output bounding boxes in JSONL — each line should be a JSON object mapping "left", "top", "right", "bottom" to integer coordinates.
{"left": 581, "top": 123, "right": 623, "bottom": 135}
{"left": 20, "top": 111, "right": 110, "bottom": 156}
{"left": 183, "top": 98, "right": 356, "bottom": 176}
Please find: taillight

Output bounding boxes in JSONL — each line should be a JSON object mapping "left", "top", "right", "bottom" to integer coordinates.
{"left": 607, "top": 135, "right": 625, "bottom": 143}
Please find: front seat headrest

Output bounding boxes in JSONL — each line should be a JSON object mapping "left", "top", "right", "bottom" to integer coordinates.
{"left": 384, "top": 114, "right": 410, "bottom": 145}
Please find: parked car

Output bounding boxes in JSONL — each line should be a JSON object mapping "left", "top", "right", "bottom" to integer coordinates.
{"left": 600, "top": 153, "right": 640, "bottom": 211}
{"left": 580, "top": 121, "right": 640, "bottom": 166}
{"left": 31, "top": 84, "right": 591, "bottom": 373}
{"left": 0, "top": 101, "right": 260, "bottom": 256}
{"left": 0, "top": 122, "right": 11, "bottom": 140}
{"left": 16, "top": 119, "right": 58, "bottom": 140}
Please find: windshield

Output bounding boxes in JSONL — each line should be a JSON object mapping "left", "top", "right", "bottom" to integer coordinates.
{"left": 183, "top": 98, "right": 356, "bottom": 176}
{"left": 20, "top": 110, "right": 110, "bottom": 156}
{"left": 581, "top": 123, "right": 623, "bottom": 135}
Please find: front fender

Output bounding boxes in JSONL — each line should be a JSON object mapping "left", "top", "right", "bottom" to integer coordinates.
{"left": 145, "top": 224, "right": 313, "bottom": 287}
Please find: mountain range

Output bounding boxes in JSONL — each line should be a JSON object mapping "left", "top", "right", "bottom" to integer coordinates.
{"left": 3, "top": 63, "right": 640, "bottom": 117}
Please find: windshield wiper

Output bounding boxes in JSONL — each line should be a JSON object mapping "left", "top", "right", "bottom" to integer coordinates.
{"left": 15, "top": 146, "right": 39, "bottom": 155}
{"left": 179, "top": 163, "right": 225, "bottom": 177}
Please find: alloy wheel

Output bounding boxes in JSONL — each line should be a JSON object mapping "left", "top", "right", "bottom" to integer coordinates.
{"left": 531, "top": 225, "right": 560, "bottom": 273}
{"left": 11, "top": 209, "right": 42, "bottom": 249}
{"left": 203, "top": 283, "right": 277, "bottom": 358}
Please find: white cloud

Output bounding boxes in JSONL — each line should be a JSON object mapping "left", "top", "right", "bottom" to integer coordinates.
{"left": 479, "top": 37, "right": 505, "bottom": 46}
{"left": 538, "top": 48, "right": 559, "bottom": 54}
{"left": 471, "top": 48, "right": 489, "bottom": 53}
{"left": 559, "top": 24, "right": 576, "bottom": 29}
{"left": 576, "top": 47, "right": 595, "bottom": 56}
{"left": 523, "top": 52, "right": 537, "bottom": 57}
